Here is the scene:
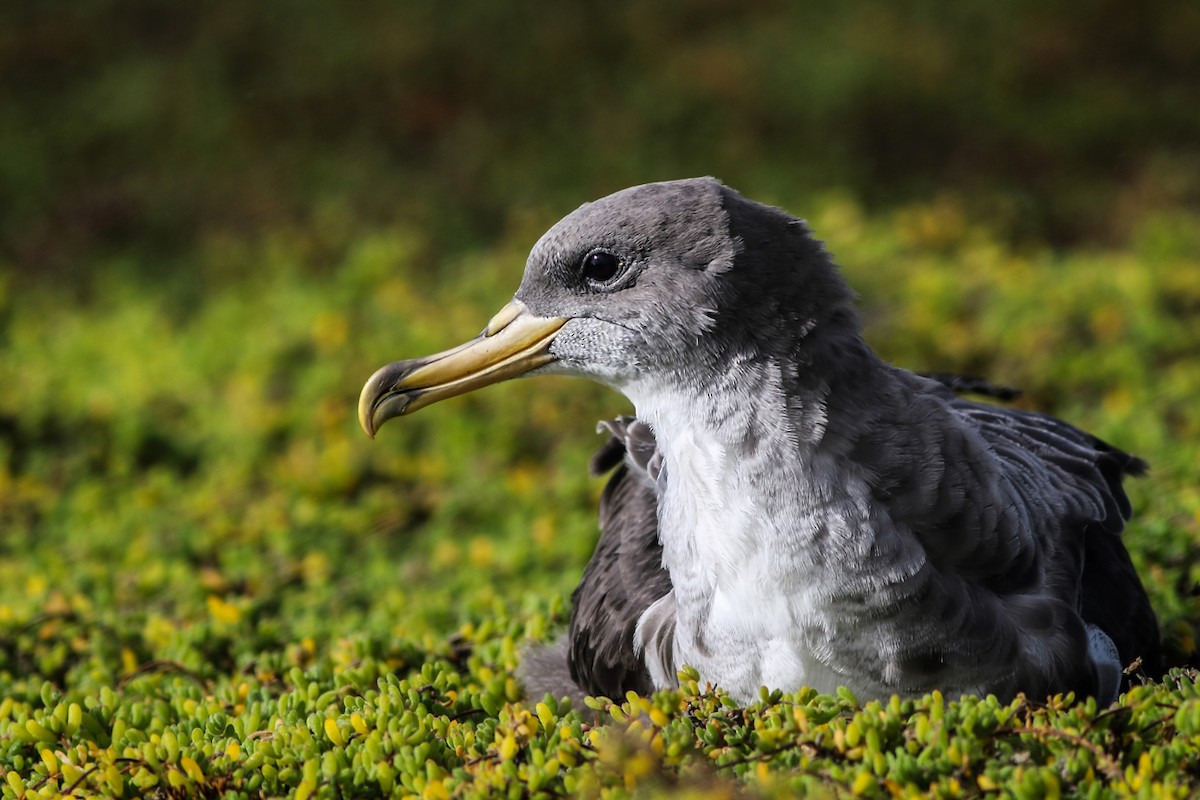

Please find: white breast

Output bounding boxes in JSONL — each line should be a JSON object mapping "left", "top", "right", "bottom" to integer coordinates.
{"left": 625, "top": 379, "right": 874, "bottom": 701}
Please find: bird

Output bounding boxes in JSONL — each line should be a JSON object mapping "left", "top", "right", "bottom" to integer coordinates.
{"left": 358, "top": 177, "right": 1161, "bottom": 705}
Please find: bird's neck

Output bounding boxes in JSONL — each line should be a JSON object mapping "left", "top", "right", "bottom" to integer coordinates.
{"left": 628, "top": 352, "right": 864, "bottom": 563}
{"left": 623, "top": 341, "right": 908, "bottom": 588}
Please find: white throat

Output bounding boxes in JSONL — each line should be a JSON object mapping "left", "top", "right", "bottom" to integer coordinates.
{"left": 623, "top": 371, "right": 843, "bottom": 569}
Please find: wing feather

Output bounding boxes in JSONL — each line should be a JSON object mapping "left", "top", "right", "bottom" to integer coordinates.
{"left": 567, "top": 417, "right": 671, "bottom": 698}
{"left": 943, "top": 397, "right": 1159, "bottom": 677}
{"left": 867, "top": 373, "right": 1160, "bottom": 693}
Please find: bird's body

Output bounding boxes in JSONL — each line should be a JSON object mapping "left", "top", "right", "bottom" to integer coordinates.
{"left": 359, "top": 178, "right": 1160, "bottom": 705}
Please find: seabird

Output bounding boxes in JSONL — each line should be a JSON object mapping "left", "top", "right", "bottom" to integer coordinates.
{"left": 358, "top": 178, "right": 1161, "bottom": 705}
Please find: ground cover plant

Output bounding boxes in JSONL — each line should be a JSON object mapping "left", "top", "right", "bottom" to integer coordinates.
{"left": 1, "top": 198, "right": 1198, "bottom": 798}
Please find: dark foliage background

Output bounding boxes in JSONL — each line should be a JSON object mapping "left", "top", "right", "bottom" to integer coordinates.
{"left": 5, "top": 0, "right": 1199, "bottom": 282}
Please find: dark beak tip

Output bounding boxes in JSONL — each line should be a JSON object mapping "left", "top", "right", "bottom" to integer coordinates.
{"left": 358, "top": 374, "right": 391, "bottom": 439}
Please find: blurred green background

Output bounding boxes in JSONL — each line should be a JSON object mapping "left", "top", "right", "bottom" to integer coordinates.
{"left": 2, "top": 1, "right": 1199, "bottom": 796}
{"left": 6, "top": 0, "right": 1200, "bottom": 286}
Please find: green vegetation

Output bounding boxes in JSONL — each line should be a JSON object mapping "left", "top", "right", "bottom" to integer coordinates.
{"left": 2, "top": 202, "right": 1198, "bottom": 797}
{"left": 2, "top": 1, "right": 1199, "bottom": 797}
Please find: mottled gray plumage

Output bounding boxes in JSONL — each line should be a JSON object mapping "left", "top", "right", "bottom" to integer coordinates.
{"left": 363, "top": 177, "right": 1161, "bottom": 705}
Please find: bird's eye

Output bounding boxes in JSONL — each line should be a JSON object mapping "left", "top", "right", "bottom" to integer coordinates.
{"left": 581, "top": 251, "right": 621, "bottom": 285}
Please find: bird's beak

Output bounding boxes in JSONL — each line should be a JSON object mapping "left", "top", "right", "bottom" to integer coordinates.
{"left": 358, "top": 300, "right": 567, "bottom": 437}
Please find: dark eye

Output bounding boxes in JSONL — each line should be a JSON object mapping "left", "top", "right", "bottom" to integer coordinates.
{"left": 581, "top": 251, "right": 621, "bottom": 284}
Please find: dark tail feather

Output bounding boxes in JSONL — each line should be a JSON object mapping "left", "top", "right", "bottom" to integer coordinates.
{"left": 519, "top": 637, "right": 590, "bottom": 707}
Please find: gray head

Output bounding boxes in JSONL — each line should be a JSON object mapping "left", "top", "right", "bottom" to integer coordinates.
{"left": 358, "top": 177, "right": 860, "bottom": 435}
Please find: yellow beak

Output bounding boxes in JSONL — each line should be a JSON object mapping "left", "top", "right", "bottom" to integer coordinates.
{"left": 358, "top": 301, "right": 567, "bottom": 437}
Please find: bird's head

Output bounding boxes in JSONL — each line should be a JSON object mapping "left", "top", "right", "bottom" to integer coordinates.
{"left": 359, "top": 177, "right": 857, "bottom": 438}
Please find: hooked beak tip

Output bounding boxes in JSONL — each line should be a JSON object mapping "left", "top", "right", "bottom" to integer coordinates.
{"left": 357, "top": 300, "right": 567, "bottom": 438}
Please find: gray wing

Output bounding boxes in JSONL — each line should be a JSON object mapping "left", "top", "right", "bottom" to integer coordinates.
{"left": 566, "top": 417, "right": 672, "bottom": 698}
{"left": 943, "top": 393, "right": 1161, "bottom": 681}
{"left": 917, "top": 372, "right": 1022, "bottom": 401}
{"left": 846, "top": 370, "right": 1160, "bottom": 698}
